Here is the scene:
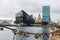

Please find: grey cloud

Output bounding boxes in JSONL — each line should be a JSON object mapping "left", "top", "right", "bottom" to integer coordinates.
{"left": 51, "top": 7, "right": 60, "bottom": 14}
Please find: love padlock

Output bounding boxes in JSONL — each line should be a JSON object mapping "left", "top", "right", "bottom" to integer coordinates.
{"left": 12, "top": 29, "right": 17, "bottom": 35}
{"left": 0, "top": 27, "right": 4, "bottom": 31}
{"left": 24, "top": 32, "right": 30, "bottom": 37}
{"left": 18, "top": 31, "right": 23, "bottom": 36}
{"left": 34, "top": 33, "right": 40, "bottom": 39}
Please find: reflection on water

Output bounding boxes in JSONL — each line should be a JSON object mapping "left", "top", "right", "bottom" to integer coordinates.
{"left": 16, "top": 27, "right": 52, "bottom": 40}
{"left": 0, "top": 27, "right": 52, "bottom": 40}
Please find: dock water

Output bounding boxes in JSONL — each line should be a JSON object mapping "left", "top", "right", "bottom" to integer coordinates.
{"left": 0, "top": 27, "right": 52, "bottom": 40}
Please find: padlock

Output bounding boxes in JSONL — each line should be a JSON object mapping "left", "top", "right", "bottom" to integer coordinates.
{"left": 0, "top": 27, "right": 4, "bottom": 31}
{"left": 34, "top": 33, "right": 40, "bottom": 39}
{"left": 24, "top": 32, "right": 29, "bottom": 37}
{"left": 12, "top": 29, "right": 17, "bottom": 35}
{"left": 18, "top": 31, "right": 23, "bottom": 36}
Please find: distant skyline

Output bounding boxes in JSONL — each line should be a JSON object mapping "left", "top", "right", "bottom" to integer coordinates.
{"left": 0, "top": 0, "right": 60, "bottom": 22}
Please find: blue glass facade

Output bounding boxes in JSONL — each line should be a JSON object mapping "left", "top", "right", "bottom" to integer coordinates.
{"left": 42, "top": 6, "right": 50, "bottom": 23}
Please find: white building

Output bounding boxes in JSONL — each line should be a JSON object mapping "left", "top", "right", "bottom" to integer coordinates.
{"left": 0, "top": 17, "right": 13, "bottom": 24}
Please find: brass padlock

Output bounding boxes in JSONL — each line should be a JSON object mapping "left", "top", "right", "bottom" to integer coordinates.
{"left": 34, "top": 33, "right": 40, "bottom": 39}
{"left": 18, "top": 31, "right": 23, "bottom": 36}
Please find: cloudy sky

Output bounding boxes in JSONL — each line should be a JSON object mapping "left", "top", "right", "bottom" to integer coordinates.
{"left": 0, "top": 0, "right": 60, "bottom": 22}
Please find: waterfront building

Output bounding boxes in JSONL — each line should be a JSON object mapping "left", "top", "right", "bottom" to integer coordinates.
{"left": 14, "top": 10, "right": 35, "bottom": 25}
{"left": 0, "top": 19, "right": 13, "bottom": 24}
{"left": 35, "top": 14, "right": 42, "bottom": 24}
{"left": 42, "top": 6, "right": 51, "bottom": 25}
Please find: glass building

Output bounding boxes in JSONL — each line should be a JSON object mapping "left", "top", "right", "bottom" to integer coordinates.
{"left": 42, "top": 6, "right": 51, "bottom": 25}
{"left": 14, "top": 10, "right": 35, "bottom": 25}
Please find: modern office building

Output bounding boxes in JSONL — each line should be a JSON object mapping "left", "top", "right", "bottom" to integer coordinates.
{"left": 42, "top": 6, "right": 51, "bottom": 25}
{"left": 14, "top": 10, "right": 35, "bottom": 25}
